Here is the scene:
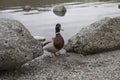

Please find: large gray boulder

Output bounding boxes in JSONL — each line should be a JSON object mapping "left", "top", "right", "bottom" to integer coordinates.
{"left": 65, "top": 17, "right": 120, "bottom": 55}
{"left": 0, "top": 18, "right": 43, "bottom": 70}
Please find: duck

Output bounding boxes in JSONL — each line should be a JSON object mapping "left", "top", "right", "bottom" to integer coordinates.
{"left": 43, "top": 23, "right": 64, "bottom": 58}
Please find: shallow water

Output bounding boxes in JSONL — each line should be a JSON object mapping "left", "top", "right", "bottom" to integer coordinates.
{"left": 0, "top": 0, "right": 118, "bottom": 9}
{"left": 0, "top": 1, "right": 120, "bottom": 43}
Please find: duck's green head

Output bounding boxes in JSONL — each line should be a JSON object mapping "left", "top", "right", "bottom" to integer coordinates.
{"left": 55, "top": 23, "right": 64, "bottom": 33}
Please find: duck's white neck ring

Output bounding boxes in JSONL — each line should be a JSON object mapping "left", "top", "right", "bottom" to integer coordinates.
{"left": 56, "top": 32, "right": 60, "bottom": 34}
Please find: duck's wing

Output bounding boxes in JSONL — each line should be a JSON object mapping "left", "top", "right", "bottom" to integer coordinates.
{"left": 43, "top": 40, "right": 52, "bottom": 46}
{"left": 43, "top": 42, "right": 59, "bottom": 53}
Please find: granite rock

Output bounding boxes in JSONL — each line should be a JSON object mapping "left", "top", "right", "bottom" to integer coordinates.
{"left": 0, "top": 18, "right": 43, "bottom": 70}
{"left": 65, "top": 17, "right": 120, "bottom": 55}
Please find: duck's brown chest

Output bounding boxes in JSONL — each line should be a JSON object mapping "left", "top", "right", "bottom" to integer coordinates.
{"left": 53, "top": 34, "right": 64, "bottom": 50}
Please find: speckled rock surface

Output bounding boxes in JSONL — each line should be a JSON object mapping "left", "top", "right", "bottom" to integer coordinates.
{"left": 65, "top": 17, "right": 120, "bottom": 55}
{"left": 53, "top": 5, "right": 67, "bottom": 16}
{"left": 0, "top": 18, "right": 43, "bottom": 70}
{"left": 53, "top": 5, "right": 67, "bottom": 12}
{"left": 0, "top": 50, "right": 120, "bottom": 80}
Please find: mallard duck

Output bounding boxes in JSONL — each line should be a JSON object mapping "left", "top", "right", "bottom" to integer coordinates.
{"left": 43, "top": 23, "right": 64, "bottom": 58}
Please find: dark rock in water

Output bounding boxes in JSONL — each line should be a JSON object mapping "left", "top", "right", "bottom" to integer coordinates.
{"left": 0, "top": 18, "right": 43, "bottom": 70}
{"left": 53, "top": 5, "right": 67, "bottom": 12}
{"left": 53, "top": 5, "right": 67, "bottom": 17}
{"left": 23, "top": 5, "right": 31, "bottom": 12}
{"left": 65, "top": 17, "right": 120, "bottom": 55}
{"left": 118, "top": 4, "right": 120, "bottom": 9}
{"left": 53, "top": 11, "right": 66, "bottom": 17}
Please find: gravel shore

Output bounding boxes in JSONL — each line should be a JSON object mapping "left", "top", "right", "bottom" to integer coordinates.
{"left": 0, "top": 50, "right": 120, "bottom": 80}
